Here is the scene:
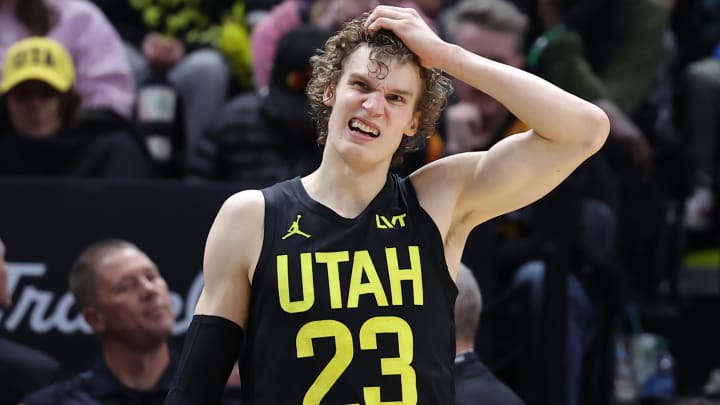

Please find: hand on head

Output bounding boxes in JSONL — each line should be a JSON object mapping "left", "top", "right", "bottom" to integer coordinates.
{"left": 364, "top": 5, "right": 445, "bottom": 69}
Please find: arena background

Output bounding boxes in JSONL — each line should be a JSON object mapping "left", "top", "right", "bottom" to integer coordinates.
{"left": 0, "top": 177, "right": 252, "bottom": 375}
{"left": 1, "top": 177, "right": 719, "bottom": 394}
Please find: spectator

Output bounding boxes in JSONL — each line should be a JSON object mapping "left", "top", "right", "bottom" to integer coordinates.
{"left": 671, "top": 0, "right": 720, "bottom": 71}
{"left": 441, "top": 0, "right": 530, "bottom": 155}
{"left": 0, "top": 238, "right": 61, "bottom": 405}
{"left": 191, "top": 25, "right": 333, "bottom": 184}
{"left": 89, "top": 0, "right": 252, "bottom": 174}
{"left": 521, "top": 0, "right": 679, "bottom": 303}
{"left": 21, "top": 240, "right": 177, "bottom": 405}
{"left": 454, "top": 263, "right": 525, "bottom": 405}
{"left": 402, "top": 0, "right": 453, "bottom": 20}
{"left": 680, "top": 43, "right": 720, "bottom": 230}
{"left": 0, "top": 37, "right": 156, "bottom": 178}
{"left": 0, "top": 0, "right": 135, "bottom": 117}
{"left": 250, "top": 0, "right": 374, "bottom": 89}
{"left": 527, "top": 0, "right": 673, "bottom": 175}
{"left": 251, "top": 0, "right": 435, "bottom": 89}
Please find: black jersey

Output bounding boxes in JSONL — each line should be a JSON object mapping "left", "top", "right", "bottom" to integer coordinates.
{"left": 241, "top": 173, "right": 457, "bottom": 405}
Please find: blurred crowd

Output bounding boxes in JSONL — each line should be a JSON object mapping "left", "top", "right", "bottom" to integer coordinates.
{"left": 1, "top": 0, "right": 719, "bottom": 404}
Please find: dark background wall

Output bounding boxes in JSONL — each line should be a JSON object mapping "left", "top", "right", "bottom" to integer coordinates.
{"left": 0, "top": 177, "right": 248, "bottom": 375}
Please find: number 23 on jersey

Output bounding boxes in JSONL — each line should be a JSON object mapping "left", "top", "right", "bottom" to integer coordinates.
{"left": 297, "top": 316, "right": 417, "bottom": 405}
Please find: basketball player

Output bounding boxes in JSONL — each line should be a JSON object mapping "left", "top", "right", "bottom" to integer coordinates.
{"left": 166, "top": 4, "right": 609, "bottom": 404}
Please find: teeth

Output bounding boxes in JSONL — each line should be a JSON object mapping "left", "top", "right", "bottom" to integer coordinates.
{"left": 350, "top": 119, "right": 379, "bottom": 136}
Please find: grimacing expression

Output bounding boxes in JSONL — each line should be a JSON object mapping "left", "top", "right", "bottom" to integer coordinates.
{"left": 323, "top": 45, "right": 422, "bottom": 167}
{"left": 307, "top": 14, "right": 453, "bottom": 165}
{"left": 88, "top": 247, "right": 175, "bottom": 349}
{"left": 7, "top": 80, "right": 63, "bottom": 138}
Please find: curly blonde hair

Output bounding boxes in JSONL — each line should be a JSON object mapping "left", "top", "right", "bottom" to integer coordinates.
{"left": 307, "top": 13, "right": 453, "bottom": 166}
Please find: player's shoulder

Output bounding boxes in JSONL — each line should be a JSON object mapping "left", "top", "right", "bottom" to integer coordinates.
{"left": 218, "top": 189, "right": 265, "bottom": 223}
{"left": 224, "top": 189, "right": 265, "bottom": 208}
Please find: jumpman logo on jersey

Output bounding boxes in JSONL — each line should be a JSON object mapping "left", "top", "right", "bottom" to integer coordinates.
{"left": 282, "top": 214, "right": 312, "bottom": 240}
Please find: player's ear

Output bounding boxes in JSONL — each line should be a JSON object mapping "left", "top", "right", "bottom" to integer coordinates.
{"left": 404, "top": 111, "right": 421, "bottom": 137}
{"left": 323, "top": 85, "right": 335, "bottom": 107}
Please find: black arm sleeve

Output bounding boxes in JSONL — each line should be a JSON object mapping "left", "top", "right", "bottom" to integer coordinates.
{"left": 165, "top": 314, "right": 244, "bottom": 405}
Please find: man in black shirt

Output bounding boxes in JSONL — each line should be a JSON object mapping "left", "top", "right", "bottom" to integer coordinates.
{"left": 23, "top": 240, "right": 176, "bottom": 405}
{"left": 454, "top": 263, "right": 525, "bottom": 405}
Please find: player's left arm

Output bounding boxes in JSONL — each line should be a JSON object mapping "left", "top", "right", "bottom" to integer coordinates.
{"left": 368, "top": 6, "right": 609, "bottom": 234}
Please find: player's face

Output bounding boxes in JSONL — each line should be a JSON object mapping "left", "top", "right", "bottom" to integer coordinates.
{"left": 90, "top": 247, "right": 175, "bottom": 349}
{"left": 323, "top": 45, "right": 421, "bottom": 167}
{"left": 6, "top": 80, "right": 63, "bottom": 138}
{"left": 453, "top": 22, "right": 524, "bottom": 135}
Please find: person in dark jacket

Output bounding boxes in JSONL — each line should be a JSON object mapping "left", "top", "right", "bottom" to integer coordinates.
{"left": 454, "top": 263, "right": 526, "bottom": 405}
{"left": 189, "top": 25, "right": 333, "bottom": 186}
{"left": 0, "top": 37, "right": 157, "bottom": 178}
{"left": 89, "top": 0, "right": 253, "bottom": 174}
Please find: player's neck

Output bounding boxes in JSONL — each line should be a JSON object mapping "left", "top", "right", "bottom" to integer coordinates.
{"left": 102, "top": 341, "right": 170, "bottom": 390}
{"left": 303, "top": 159, "right": 390, "bottom": 219}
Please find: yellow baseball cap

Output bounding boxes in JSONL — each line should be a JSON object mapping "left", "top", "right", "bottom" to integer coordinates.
{"left": 1, "top": 37, "right": 76, "bottom": 94}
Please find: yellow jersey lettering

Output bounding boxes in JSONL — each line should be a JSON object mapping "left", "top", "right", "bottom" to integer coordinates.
{"left": 360, "top": 316, "right": 417, "bottom": 404}
{"left": 391, "top": 213, "right": 407, "bottom": 228}
{"left": 347, "top": 250, "right": 389, "bottom": 309}
{"left": 277, "top": 246, "right": 422, "bottom": 311}
{"left": 297, "top": 320, "right": 353, "bottom": 405}
{"left": 315, "top": 251, "right": 350, "bottom": 309}
{"left": 375, "top": 213, "right": 407, "bottom": 229}
{"left": 386, "top": 246, "right": 423, "bottom": 306}
{"left": 296, "top": 316, "right": 417, "bottom": 404}
{"left": 375, "top": 214, "right": 391, "bottom": 229}
{"left": 277, "top": 253, "right": 315, "bottom": 313}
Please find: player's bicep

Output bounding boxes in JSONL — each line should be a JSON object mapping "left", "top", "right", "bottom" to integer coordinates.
{"left": 460, "top": 130, "right": 587, "bottom": 222}
{"left": 194, "top": 190, "right": 264, "bottom": 329}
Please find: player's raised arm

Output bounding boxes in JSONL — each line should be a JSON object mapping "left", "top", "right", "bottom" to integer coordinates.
{"left": 166, "top": 190, "right": 265, "bottom": 405}
{"left": 367, "top": 5, "right": 608, "bottom": 232}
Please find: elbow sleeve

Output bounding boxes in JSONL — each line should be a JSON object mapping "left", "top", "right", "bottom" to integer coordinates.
{"left": 165, "top": 314, "right": 244, "bottom": 405}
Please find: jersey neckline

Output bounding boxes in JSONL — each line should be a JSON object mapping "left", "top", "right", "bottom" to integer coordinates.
{"left": 287, "top": 174, "right": 397, "bottom": 226}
